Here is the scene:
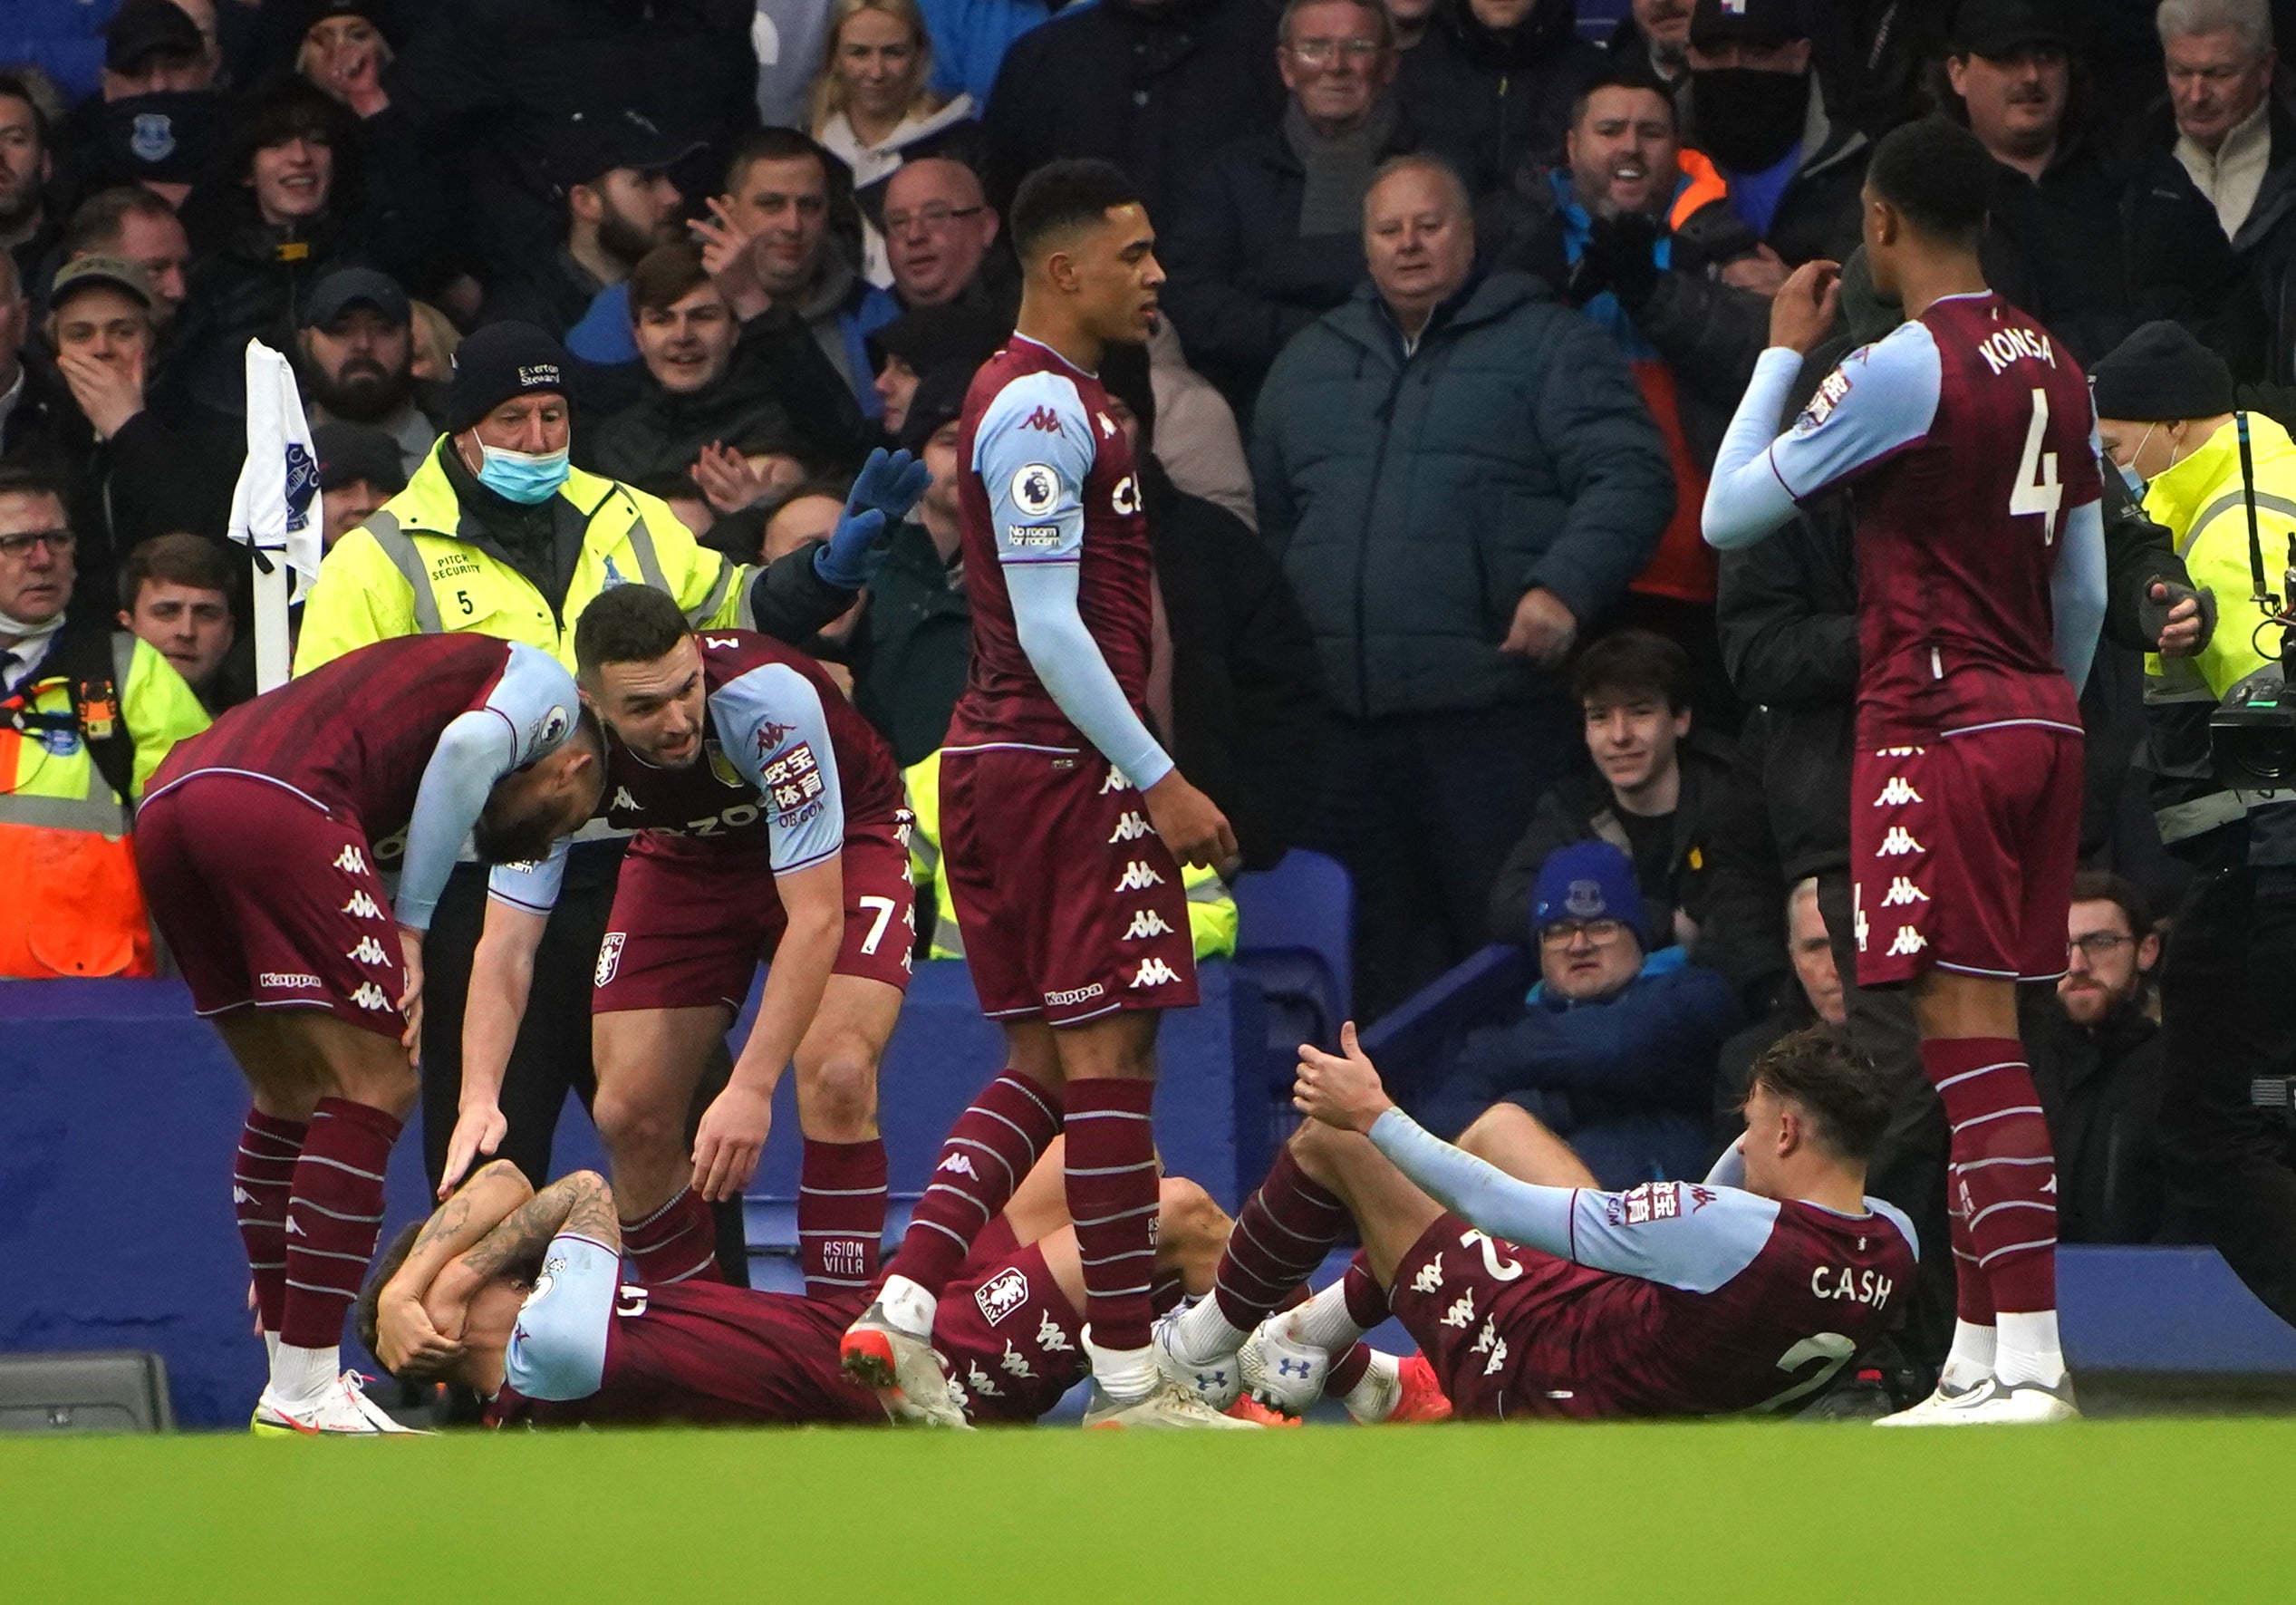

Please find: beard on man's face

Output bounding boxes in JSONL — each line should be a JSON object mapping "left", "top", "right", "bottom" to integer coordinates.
{"left": 312, "top": 354, "right": 411, "bottom": 423}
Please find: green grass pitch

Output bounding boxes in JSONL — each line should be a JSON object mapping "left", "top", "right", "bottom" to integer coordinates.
{"left": 6, "top": 1418, "right": 2295, "bottom": 1601}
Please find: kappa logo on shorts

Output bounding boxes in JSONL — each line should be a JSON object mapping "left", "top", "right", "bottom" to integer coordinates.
{"left": 1482, "top": 1336, "right": 1510, "bottom": 1378}
{"left": 1114, "top": 859, "right": 1164, "bottom": 893}
{"left": 1044, "top": 983, "right": 1105, "bottom": 1008}
{"left": 975, "top": 1266, "right": 1031, "bottom": 1326}
{"left": 332, "top": 846, "right": 369, "bottom": 876}
{"left": 1107, "top": 810, "right": 1153, "bottom": 844}
{"left": 1876, "top": 827, "right": 1923, "bottom": 857}
{"left": 1122, "top": 909, "right": 1174, "bottom": 941}
{"left": 345, "top": 935, "right": 391, "bottom": 966}
{"left": 1881, "top": 876, "right": 1929, "bottom": 907}
{"left": 341, "top": 891, "right": 384, "bottom": 921}
{"left": 595, "top": 932, "right": 627, "bottom": 987}
{"left": 966, "top": 1361, "right": 1003, "bottom": 1397}
{"left": 1878, "top": 745, "right": 1925, "bottom": 758}
{"left": 1036, "top": 1309, "right": 1074, "bottom": 1352}
{"left": 1001, "top": 1339, "right": 1036, "bottom": 1378}
{"left": 257, "top": 972, "right": 321, "bottom": 991}
{"left": 350, "top": 981, "right": 393, "bottom": 1011}
{"left": 1411, "top": 1258, "right": 1444, "bottom": 1294}
{"left": 1874, "top": 777, "right": 1923, "bottom": 807}
{"left": 1471, "top": 1317, "right": 1499, "bottom": 1358}
{"left": 1130, "top": 957, "right": 1182, "bottom": 989}
{"left": 1099, "top": 766, "right": 1134, "bottom": 796}
{"left": 1886, "top": 925, "right": 1927, "bottom": 957}
{"left": 1440, "top": 1293, "right": 1476, "bottom": 1329}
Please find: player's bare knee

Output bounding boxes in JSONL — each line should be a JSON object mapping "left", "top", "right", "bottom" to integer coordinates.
{"left": 592, "top": 1084, "right": 680, "bottom": 1163}
{"left": 1459, "top": 1102, "right": 1536, "bottom": 1164}
{"left": 796, "top": 1035, "right": 880, "bottom": 1136}
{"left": 1154, "top": 1177, "right": 1227, "bottom": 1257}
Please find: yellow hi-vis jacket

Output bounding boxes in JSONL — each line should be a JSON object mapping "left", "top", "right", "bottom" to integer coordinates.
{"left": 902, "top": 749, "right": 1238, "bottom": 962}
{"left": 294, "top": 445, "right": 758, "bottom": 673}
{"left": 0, "top": 625, "right": 209, "bottom": 977}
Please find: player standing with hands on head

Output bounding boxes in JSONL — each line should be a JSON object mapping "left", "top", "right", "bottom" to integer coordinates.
{"left": 839, "top": 159, "right": 1249, "bottom": 1429}
{"left": 1703, "top": 121, "right": 2108, "bottom": 1424}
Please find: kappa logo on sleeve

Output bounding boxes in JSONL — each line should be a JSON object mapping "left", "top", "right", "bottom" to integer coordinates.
{"left": 1022, "top": 406, "right": 1065, "bottom": 435}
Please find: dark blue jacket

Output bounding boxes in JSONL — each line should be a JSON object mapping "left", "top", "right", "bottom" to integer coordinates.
{"left": 1419, "top": 947, "right": 1737, "bottom": 1142}
{"left": 1252, "top": 269, "right": 1673, "bottom": 717}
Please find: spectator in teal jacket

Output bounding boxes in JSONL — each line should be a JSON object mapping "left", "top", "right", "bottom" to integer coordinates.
{"left": 1252, "top": 152, "right": 1674, "bottom": 1012}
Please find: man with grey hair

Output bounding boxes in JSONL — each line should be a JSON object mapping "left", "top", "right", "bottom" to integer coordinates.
{"left": 1252, "top": 152, "right": 1674, "bottom": 1014}
{"left": 1165, "top": 0, "right": 1469, "bottom": 416}
{"left": 2128, "top": 0, "right": 2296, "bottom": 380}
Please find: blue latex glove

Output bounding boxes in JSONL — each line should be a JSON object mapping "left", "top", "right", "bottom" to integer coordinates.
{"left": 814, "top": 446, "right": 934, "bottom": 590}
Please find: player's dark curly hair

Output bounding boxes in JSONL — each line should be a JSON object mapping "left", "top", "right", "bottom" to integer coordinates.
{"left": 574, "top": 582, "right": 691, "bottom": 684}
{"left": 1748, "top": 1024, "right": 1893, "bottom": 1164}
{"left": 1009, "top": 159, "right": 1143, "bottom": 264}
{"left": 352, "top": 1220, "right": 426, "bottom": 1385}
{"left": 1867, "top": 119, "right": 1992, "bottom": 246}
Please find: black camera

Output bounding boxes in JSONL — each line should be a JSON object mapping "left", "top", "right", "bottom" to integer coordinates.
{"left": 2213, "top": 659, "right": 2296, "bottom": 788}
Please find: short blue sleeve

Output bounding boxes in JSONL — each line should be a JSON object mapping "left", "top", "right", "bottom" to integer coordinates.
{"left": 974, "top": 370, "right": 1095, "bottom": 566}
{"left": 713, "top": 663, "right": 846, "bottom": 875}
{"left": 500, "top": 1232, "right": 619, "bottom": 1403}
{"left": 487, "top": 837, "right": 570, "bottom": 913}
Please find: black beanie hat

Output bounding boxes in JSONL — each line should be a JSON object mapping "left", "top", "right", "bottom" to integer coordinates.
{"left": 899, "top": 363, "right": 972, "bottom": 455}
{"left": 445, "top": 322, "right": 570, "bottom": 432}
{"left": 2091, "top": 320, "right": 2237, "bottom": 421}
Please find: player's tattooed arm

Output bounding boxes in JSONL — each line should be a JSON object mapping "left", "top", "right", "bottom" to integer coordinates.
{"left": 441, "top": 1171, "right": 622, "bottom": 1301}
{"left": 375, "top": 1159, "right": 535, "bottom": 1375}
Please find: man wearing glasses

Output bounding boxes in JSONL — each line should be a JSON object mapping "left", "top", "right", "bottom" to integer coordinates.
{"left": 0, "top": 459, "right": 208, "bottom": 979}
{"left": 1163, "top": 0, "right": 1442, "bottom": 417}
{"left": 881, "top": 158, "right": 1011, "bottom": 317}
{"left": 1417, "top": 837, "right": 1737, "bottom": 1189}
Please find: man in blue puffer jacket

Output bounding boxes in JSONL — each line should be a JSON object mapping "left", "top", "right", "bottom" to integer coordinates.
{"left": 1415, "top": 839, "right": 1737, "bottom": 1187}
{"left": 1253, "top": 152, "right": 1674, "bottom": 1013}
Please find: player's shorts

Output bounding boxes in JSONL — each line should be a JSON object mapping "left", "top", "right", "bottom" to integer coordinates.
{"left": 1387, "top": 1211, "right": 1623, "bottom": 1421}
{"left": 133, "top": 770, "right": 407, "bottom": 1037}
{"left": 939, "top": 745, "right": 1198, "bottom": 1027}
{"left": 1849, "top": 722, "right": 2082, "bottom": 988}
{"left": 593, "top": 813, "right": 918, "bottom": 1013}
{"left": 935, "top": 1242, "right": 1087, "bottom": 1425}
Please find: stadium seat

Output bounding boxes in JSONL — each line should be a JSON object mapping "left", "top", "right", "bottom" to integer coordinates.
{"left": 1232, "top": 848, "right": 1355, "bottom": 1157}
{"left": 0, "top": 1351, "right": 173, "bottom": 1434}
{"left": 1358, "top": 943, "right": 1537, "bottom": 1105}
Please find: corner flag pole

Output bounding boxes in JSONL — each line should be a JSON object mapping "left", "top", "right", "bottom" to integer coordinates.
{"left": 226, "top": 340, "right": 325, "bottom": 691}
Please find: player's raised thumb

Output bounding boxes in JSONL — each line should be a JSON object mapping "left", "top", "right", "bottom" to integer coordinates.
{"left": 1340, "top": 1020, "right": 1359, "bottom": 1056}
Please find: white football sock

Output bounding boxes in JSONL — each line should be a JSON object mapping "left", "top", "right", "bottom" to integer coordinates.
{"left": 1083, "top": 1329, "right": 1158, "bottom": 1403}
{"left": 877, "top": 1275, "right": 937, "bottom": 1339}
{"left": 1994, "top": 1310, "right": 2067, "bottom": 1389}
{"left": 1291, "top": 1281, "right": 1371, "bottom": 1355}
{"left": 263, "top": 1331, "right": 279, "bottom": 1368}
{"left": 1168, "top": 1294, "right": 1250, "bottom": 1363}
{"left": 1343, "top": 1351, "right": 1401, "bottom": 1422}
{"left": 1938, "top": 1319, "right": 1996, "bottom": 1392}
{"left": 271, "top": 1341, "right": 338, "bottom": 1407}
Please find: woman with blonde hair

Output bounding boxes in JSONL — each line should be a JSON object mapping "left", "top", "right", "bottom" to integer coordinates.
{"left": 809, "top": 0, "right": 983, "bottom": 288}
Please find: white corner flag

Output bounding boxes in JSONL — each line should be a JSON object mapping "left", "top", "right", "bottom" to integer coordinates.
{"left": 227, "top": 339, "right": 325, "bottom": 691}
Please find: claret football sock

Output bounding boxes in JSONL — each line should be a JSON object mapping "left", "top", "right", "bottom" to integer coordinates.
{"left": 1326, "top": 1342, "right": 1375, "bottom": 1397}
{"left": 278, "top": 1097, "right": 398, "bottom": 1356}
{"left": 1169, "top": 1147, "right": 1352, "bottom": 1364}
{"left": 622, "top": 1187, "right": 723, "bottom": 1286}
{"left": 799, "top": 1138, "right": 887, "bottom": 1300}
{"left": 1064, "top": 1078, "right": 1161, "bottom": 1358}
{"left": 888, "top": 1069, "right": 1062, "bottom": 1301}
{"left": 234, "top": 1108, "right": 306, "bottom": 1339}
{"left": 1924, "top": 1037, "right": 2060, "bottom": 1375}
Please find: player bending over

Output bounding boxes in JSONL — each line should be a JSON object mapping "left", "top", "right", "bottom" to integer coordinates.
{"left": 1703, "top": 119, "right": 2106, "bottom": 1424}
{"left": 135, "top": 635, "right": 606, "bottom": 1434}
{"left": 458, "top": 582, "right": 921, "bottom": 1309}
{"left": 1159, "top": 1023, "right": 1915, "bottom": 1420}
{"left": 839, "top": 159, "right": 1244, "bottom": 1428}
{"left": 358, "top": 1153, "right": 1237, "bottom": 1429}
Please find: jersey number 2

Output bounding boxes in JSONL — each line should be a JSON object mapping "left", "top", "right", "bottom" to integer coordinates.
{"left": 1746, "top": 1332, "right": 1857, "bottom": 1415}
{"left": 2011, "top": 388, "right": 2064, "bottom": 545}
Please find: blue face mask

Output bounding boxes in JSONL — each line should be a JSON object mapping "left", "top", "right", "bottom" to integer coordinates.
{"left": 475, "top": 442, "right": 570, "bottom": 505}
{"left": 2115, "top": 422, "right": 2160, "bottom": 500}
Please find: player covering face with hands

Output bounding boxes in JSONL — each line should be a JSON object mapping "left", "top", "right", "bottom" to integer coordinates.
{"left": 1153, "top": 1021, "right": 1915, "bottom": 1422}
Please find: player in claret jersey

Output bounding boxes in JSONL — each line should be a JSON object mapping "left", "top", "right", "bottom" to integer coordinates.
{"left": 458, "top": 585, "right": 921, "bottom": 1326}
{"left": 1702, "top": 121, "right": 2108, "bottom": 1424}
{"left": 1177, "top": 1022, "right": 1915, "bottom": 1421}
{"left": 839, "top": 160, "right": 1248, "bottom": 1429}
{"left": 135, "top": 634, "right": 606, "bottom": 1434}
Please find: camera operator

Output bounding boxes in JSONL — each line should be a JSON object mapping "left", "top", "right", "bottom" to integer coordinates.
{"left": 2093, "top": 319, "right": 2296, "bottom": 1327}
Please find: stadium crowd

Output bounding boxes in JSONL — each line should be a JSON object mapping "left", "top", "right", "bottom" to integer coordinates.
{"left": 5, "top": 0, "right": 2296, "bottom": 1416}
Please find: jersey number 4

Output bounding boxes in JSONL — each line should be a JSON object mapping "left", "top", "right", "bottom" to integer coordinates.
{"left": 2011, "top": 388, "right": 2065, "bottom": 546}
